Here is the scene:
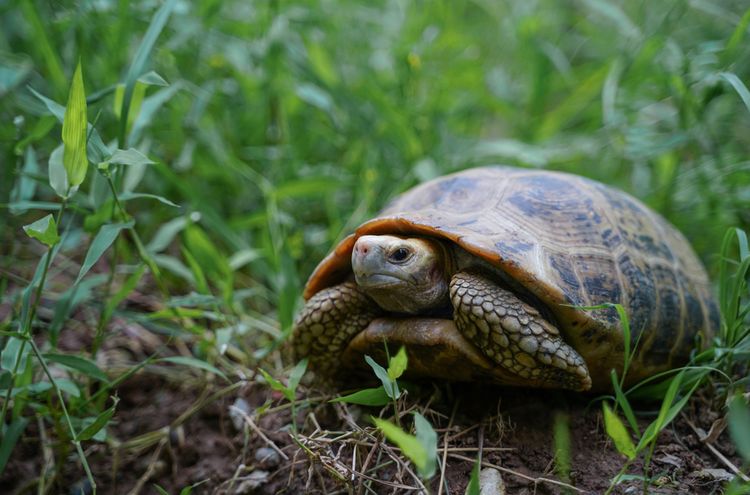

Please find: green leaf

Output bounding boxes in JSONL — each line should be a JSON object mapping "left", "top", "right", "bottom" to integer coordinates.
{"left": 182, "top": 246, "right": 209, "bottom": 294}
{"left": 29, "top": 87, "right": 110, "bottom": 163}
{"left": 159, "top": 356, "right": 228, "bottom": 381}
{"left": 636, "top": 371, "right": 689, "bottom": 450}
{"left": 113, "top": 81, "right": 145, "bottom": 129}
{"left": 287, "top": 358, "right": 308, "bottom": 394}
{"left": 77, "top": 397, "right": 119, "bottom": 441}
{"left": 54, "top": 378, "right": 81, "bottom": 397}
{"left": 75, "top": 221, "right": 134, "bottom": 285}
{"left": 47, "top": 144, "right": 69, "bottom": 198}
{"left": 119, "top": 192, "right": 179, "bottom": 208}
{"left": 47, "top": 144, "right": 70, "bottom": 198}
{"left": 13, "top": 114, "right": 55, "bottom": 155}
{"left": 373, "top": 416, "right": 433, "bottom": 479}
{"left": 146, "top": 216, "right": 188, "bottom": 253}
{"left": 18, "top": 0, "right": 65, "bottom": 92}
{"left": 6, "top": 201, "right": 61, "bottom": 213}
{"left": 271, "top": 178, "right": 341, "bottom": 199}
{"left": 387, "top": 347, "right": 408, "bottom": 380}
{"left": 1, "top": 338, "right": 29, "bottom": 381}
{"left": 0, "top": 417, "right": 28, "bottom": 474}
{"left": 331, "top": 386, "right": 391, "bottom": 406}
{"left": 465, "top": 455, "right": 482, "bottom": 495}
{"left": 413, "top": 412, "right": 438, "bottom": 478}
{"left": 259, "top": 368, "right": 293, "bottom": 401}
{"left": 49, "top": 275, "right": 107, "bottom": 344}
{"left": 20, "top": 246, "right": 60, "bottom": 329}
{"left": 720, "top": 72, "right": 750, "bottom": 116}
{"left": 62, "top": 60, "right": 88, "bottom": 188}
{"left": 138, "top": 70, "right": 169, "bottom": 87}
{"left": 537, "top": 64, "right": 608, "bottom": 139}
{"left": 119, "top": 0, "right": 179, "bottom": 145}
{"left": 365, "top": 355, "right": 399, "bottom": 400}
{"left": 152, "top": 485, "right": 169, "bottom": 495}
{"left": 183, "top": 224, "right": 231, "bottom": 285}
{"left": 306, "top": 41, "right": 339, "bottom": 86}
{"left": 153, "top": 254, "right": 195, "bottom": 285}
{"left": 130, "top": 82, "right": 184, "bottom": 144}
{"left": 178, "top": 480, "right": 209, "bottom": 495}
{"left": 23, "top": 214, "right": 60, "bottom": 247}
{"left": 610, "top": 369, "right": 639, "bottom": 435}
{"left": 43, "top": 353, "right": 109, "bottom": 383}
{"left": 9, "top": 146, "right": 40, "bottom": 214}
{"left": 102, "top": 264, "right": 146, "bottom": 324}
{"left": 228, "top": 249, "right": 261, "bottom": 270}
{"left": 728, "top": 394, "right": 750, "bottom": 463}
{"left": 602, "top": 402, "right": 636, "bottom": 460}
{"left": 107, "top": 148, "right": 155, "bottom": 167}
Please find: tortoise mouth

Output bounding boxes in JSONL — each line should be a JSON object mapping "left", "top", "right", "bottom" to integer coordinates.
{"left": 354, "top": 273, "right": 408, "bottom": 289}
{"left": 340, "top": 317, "right": 527, "bottom": 385}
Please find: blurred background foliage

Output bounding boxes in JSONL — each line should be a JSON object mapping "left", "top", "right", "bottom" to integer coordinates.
{"left": 2, "top": 0, "right": 750, "bottom": 331}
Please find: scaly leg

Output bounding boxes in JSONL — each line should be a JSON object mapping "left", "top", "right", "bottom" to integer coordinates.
{"left": 293, "top": 281, "right": 381, "bottom": 375}
{"left": 450, "top": 271, "right": 592, "bottom": 391}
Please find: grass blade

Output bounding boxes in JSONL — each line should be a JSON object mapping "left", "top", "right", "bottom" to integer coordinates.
{"left": 159, "top": 356, "right": 228, "bottom": 382}
{"left": 728, "top": 394, "right": 750, "bottom": 463}
{"left": 118, "top": 0, "right": 179, "bottom": 146}
{"left": 77, "top": 397, "right": 119, "bottom": 441}
{"left": 0, "top": 417, "right": 29, "bottom": 475}
{"left": 465, "top": 454, "right": 481, "bottom": 495}
{"left": 720, "top": 72, "right": 750, "bottom": 116}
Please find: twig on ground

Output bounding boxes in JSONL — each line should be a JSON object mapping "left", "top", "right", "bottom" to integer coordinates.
{"left": 684, "top": 417, "right": 750, "bottom": 482}
{"left": 126, "top": 437, "right": 167, "bottom": 495}
{"left": 448, "top": 453, "right": 586, "bottom": 493}
{"left": 229, "top": 405, "right": 289, "bottom": 461}
{"left": 357, "top": 439, "right": 380, "bottom": 495}
{"left": 438, "top": 400, "right": 459, "bottom": 495}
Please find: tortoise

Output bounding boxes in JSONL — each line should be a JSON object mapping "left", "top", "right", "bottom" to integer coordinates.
{"left": 292, "top": 166, "right": 718, "bottom": 391}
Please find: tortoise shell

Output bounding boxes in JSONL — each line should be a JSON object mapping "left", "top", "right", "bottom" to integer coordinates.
{"left": 304, "top": 166, "right": 719, "bottom": 388}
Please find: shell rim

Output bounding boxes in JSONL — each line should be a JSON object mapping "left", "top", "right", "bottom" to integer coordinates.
{"left": 303, "top": 215, "right": 600, "bottom": 338}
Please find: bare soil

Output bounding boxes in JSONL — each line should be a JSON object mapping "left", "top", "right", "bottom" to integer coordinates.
{"left": 3, "top": 366, "right": 742, "bottom": 495}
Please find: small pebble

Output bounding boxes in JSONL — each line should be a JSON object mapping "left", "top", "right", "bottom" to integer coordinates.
{"left": 479, "top": 467, "right": 506, "bottom": 495}
{"left": 232, "top": 470, "right": 269, "bottom": 494}
{"left": 229, "top": 397, "right": 251, "bottom": 431}
{"left": 69, "top": 479, "right": 93, "bottom": 495}
{"left": 254, "top": 447, "right": 281, "bottom": 468}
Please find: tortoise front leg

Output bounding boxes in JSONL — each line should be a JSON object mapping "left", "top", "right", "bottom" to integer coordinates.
{"left": 450, "top": 271, "right": 592, "bottom": 391}
{"left": 293, "top": 281, "right": 381, "bottom": 375}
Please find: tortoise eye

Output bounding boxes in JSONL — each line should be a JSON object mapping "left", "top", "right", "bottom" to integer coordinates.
{"left": 389, "top": 247, "right": 411, "bottom": 263}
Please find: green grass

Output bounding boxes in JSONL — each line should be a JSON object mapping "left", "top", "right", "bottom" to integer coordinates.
{"left": 1, "top": 0, "right": 750, "bottom": 492}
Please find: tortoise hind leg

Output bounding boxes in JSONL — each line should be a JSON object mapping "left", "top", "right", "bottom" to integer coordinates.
{"left": 450, "top": 271, "right": 592, "bottom": 391}
{"left": 293, "top": 281, "right": 381, "bottom": 375}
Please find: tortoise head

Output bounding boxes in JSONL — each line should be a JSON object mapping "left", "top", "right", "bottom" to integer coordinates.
{"left": 352, "top": 235, "right": 449, "bottom": 314}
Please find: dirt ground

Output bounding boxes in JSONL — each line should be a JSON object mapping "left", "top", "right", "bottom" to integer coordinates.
{"left": 3, "top": 364, "right": 742, "bottom": 495}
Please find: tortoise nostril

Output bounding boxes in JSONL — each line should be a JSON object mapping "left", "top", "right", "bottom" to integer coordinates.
{"left": 355, "top": 240, "right": 371, "bottom": 256}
